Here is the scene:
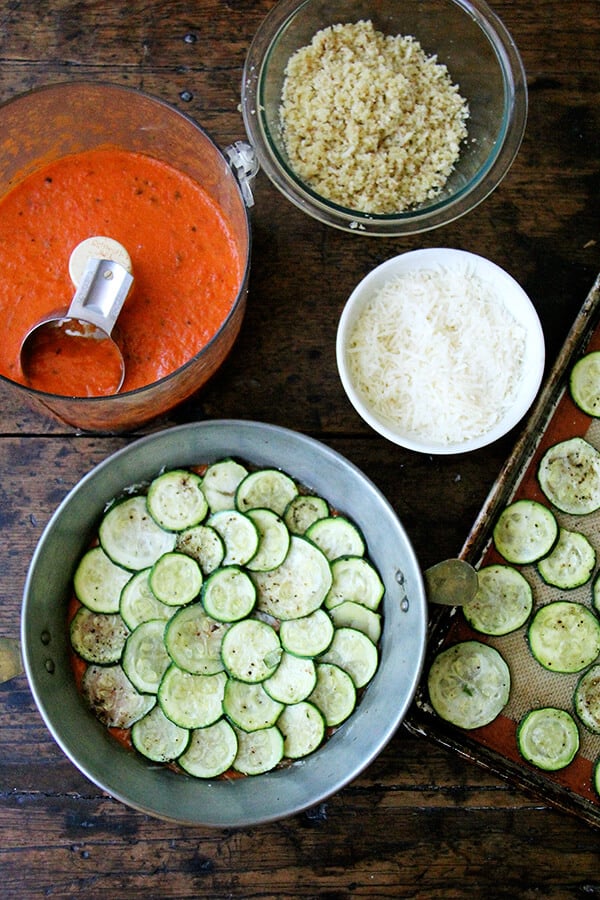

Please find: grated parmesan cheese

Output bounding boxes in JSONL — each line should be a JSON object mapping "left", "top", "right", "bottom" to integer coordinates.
{"left": 346, "top": 265, "right": 527, "bottom": 444}
{"left": 279, "top": 20, "right": 469, "bottom": 215}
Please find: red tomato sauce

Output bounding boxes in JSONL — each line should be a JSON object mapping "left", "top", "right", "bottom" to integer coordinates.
{"left": 0, "top": 148, "right": 243, "bottom": 395}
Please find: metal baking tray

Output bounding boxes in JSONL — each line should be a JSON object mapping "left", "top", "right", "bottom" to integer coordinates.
{"left": 406, "top": 272, "right": 600, "bottom": 829}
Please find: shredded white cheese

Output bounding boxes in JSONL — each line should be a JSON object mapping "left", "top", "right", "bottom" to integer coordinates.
{"left": 346, "top": 265, "right": 527, "bottom": 444}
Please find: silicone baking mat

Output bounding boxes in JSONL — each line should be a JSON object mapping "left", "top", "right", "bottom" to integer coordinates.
{"left": 406, "top": 273, "right": 600, "bottom": 829}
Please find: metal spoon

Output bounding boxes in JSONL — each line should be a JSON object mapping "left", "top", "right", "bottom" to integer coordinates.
{"left": 425, "top": 557, "right": 479, "bottom": 606}
{"left": 20, "top": 237, "right": 133, "bottom": 396}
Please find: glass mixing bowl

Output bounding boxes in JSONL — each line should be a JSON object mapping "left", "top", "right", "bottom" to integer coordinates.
{"left": 242, "top": 0, "right": 527, "bottom": 236}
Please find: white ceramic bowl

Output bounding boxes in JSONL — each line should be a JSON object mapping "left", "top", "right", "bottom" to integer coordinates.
{"left": 336, "top": 248, "right": 545, "bottom": 454}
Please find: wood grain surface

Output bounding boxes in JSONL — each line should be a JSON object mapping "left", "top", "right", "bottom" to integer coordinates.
{"left": 0, "top": 1, "right": 599, "bottom": 896}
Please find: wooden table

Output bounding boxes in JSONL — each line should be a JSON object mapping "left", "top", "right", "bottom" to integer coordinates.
{"left": 1, "top": 1, "right": 599, "bottom": 895}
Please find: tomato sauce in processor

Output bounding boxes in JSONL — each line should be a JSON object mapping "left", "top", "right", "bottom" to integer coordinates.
{"left": 0, "top": 148, "right": 243, "bottom": 396}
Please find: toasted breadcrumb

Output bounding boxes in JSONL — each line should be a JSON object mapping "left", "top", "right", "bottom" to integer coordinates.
{"left": 279, "top": 20, "right": 469, "bottom": 214}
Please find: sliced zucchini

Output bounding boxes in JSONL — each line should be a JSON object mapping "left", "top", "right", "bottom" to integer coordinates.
{"left": 122, "top": 619, "right": 171, "bottom": 694}
{"left": 324, "top": 555, "right": 384, "bottom": 611}
{"left": 517, "top": 707, "right": 579, "bottom": 771}
{"left": 427, "top": 640, "right": 511, "bottom": 730}
{"left": 176, "top": 523, "right": 225, "bottom": 575}
{"left": 570, "top": 350, "right": 600, "bottom": 417}
{"left": 233, "top": 725, "right": 284, "bottom": 775}
{"left": 595, "top": 757, "right": 600, "bottom": 799}
{"left": 537, "top": 436, "right": 600, "bottom": 515}
{"left": 149, "top": 551, "right": 203, "bottom": 607}
{"left": 206, "top": 509, "right": 259, "bottom": 566}
{"left": 319, "top": 626, "right": 378, "bottom": 688}
{"left": 284, "top": 494, "right": 329, "bottom": 535}
{"left": 201, "top": 458, "right": 249, "bottom": 513}
{"left": 146, "top": 469, "right": 208, "bottom": 531}
{"left": 82, "top": 663, "right": 155, "bottom": 728}
{"left": 221, "top": 618, "right": 281, "bottom": 683}
{"left": 537, "top": 527, "right": 596, "bottom": 589}
{"left": 164, "top": 603, "right": 228, "bottom": 675}
{"left": 131, "top": 704, "right": 189, "bottom": 763}
{"left": 328, "top": 601, "right": 382, "bottom": 644}
{"left": 279, "top": 608, "right": 334, "bottom": 657}
{"left": 306, "top": 515, "right": 365, "bottom": 561}
{"left": 462, "top": 564, "right": 533, "bottom": 636}
{"left": 573, "top": 663, "right": 600, "bottom": 733}
{"left": 70, "top": 607, "right": 129, "bottom": 665}
{"left": 244, "top": 508, "right": 290, "bottom": 572}
{"left": 253, "top": 534, "right": 332, "bottom": 620}
{"left": 492, "top": 499, "right": 558, "bottom": 565}
{"left": 223, "top": 679, "right": 283, "bottom": 731}
{"left": 99, "top": 495, "right": 177, "bottom": 571}
{"left": 201, "top": 565, "right": 256, "bottom": 622}
{"left": 178, "top": 718, "right": 238, "bottom": 778}
{"left": 263, "top": 652, "right": 317, "bottom": 704}
{"left": 277, "top": 700, "right": 325, "bottom": 759}
{"left": 593, "top": 570, "right": 600, "bottom": 617}
{"left": 119, "top": 567, "right": 174, "bottom": 631}
{"left": 528, "top": 600, "right": 600, "bottom": 673}
{"left": 235, "top": 467, "right": 298, "bottom": 516}
{"left": 73, "top": 545, "right": 132, "bottom": 614}
{"left": 158, "top": 665, "right": 227, "bottom": 729}
{"left": 308, "top": 662, "right": 357, "bottom": 727}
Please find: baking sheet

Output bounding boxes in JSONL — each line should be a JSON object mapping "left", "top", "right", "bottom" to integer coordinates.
{"left": 406, "top": 272, "right": 600, "bottom": 829}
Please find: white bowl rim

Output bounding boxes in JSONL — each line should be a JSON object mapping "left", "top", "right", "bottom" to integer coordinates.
{"left": 336, "top": 248, "right": 546, "bottom": 454}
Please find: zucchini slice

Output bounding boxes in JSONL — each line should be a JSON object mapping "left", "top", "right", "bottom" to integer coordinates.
{"left": 233, "top": 725, "right": 284, "bottom": 775}
{"left": 158, "top": 666, "right": 227, "bottom": 729}
{"left": 308, "top": 662, "right": 357, "bottom": 727}
{"left": 537, "top": 436, "right": 600, "bottom": 515}
{"left": 306, "top": 515, "right": 365, "bottom": 561}
{"left": 279, "top": 608, "right": 335, "bottom": 657}
{"left": 122, "top": 619, "right": 171, "bottom": 694}
{"left": 201, "top": 565, "right": 256, "bottom": 622}
{"left": 70, "top": 607, "right": 129, "bottom": 665}
{"left": 176, "top": 523, "right": 225, "bottom": 574}
{"left": 201, "top": 458, "right": 249, "bottom": 513}
{"left": 328, "top": 601, "right": 382, "bottom": 643}
{"left": 99, "top": 495, "right": 177, "bottom": 571}
{"left": 82, "top": 664, "right": 155, "bottom": 728}
{"left": 235, "top": 468, "right": 298, "bottom": 516}
{"left": 221, "top": 618, "right": 281, "bottom": 683}
{"left": 206, "top": 509, "right": 259, "bottom": 566}
{"left": 223, "top": 679, "right": 284, "bottom": 731}
{"left": 492, "top": 499, "right": 558, "bottom": 565}
{"left": 263, "top": 652, "right": 317, "bottom": 704}
{"left": 284, "top": 494, "right": 329, "bottom": 535}
{"left": 427, "top": 640, "right": 511, "bottom": 730}
{"left": 244, "top": 508, "right": 290, "bottom": 572}
{"left": 463, "top": 564, "right": 533, "bottom": 636}
{"left": 573, "top": 663, "right": 600, "bottom": 733}
{"left": 146, "top": 469, "right": 208, "bottom": 531}
{"left": 569, "top": 350, "right": 600, "bottom": 417}
{"left": 325, "top": 555, "right": 384, "bottom": 611}
{"left": 253, "top": 534, "right": 332, "bottom": 620}
{"left": 131, "top": 705, "right": 189, "bottom": 763}
{"left": 528, "top": 600, "right": 600, "bottom": 673}
{"left": 537, "top": 527, "right": 596, "bottom": 589}
{"left": 517, "top": 707, "right": 579, "bottom": 771}
{"left": 164, "top": 603, "right": 228, "bottom": 675}
{"left": 119, "top": 567, "right": 174, "bottom": 631}
{"left": 278, "top": 700, "right": 325, "bottom": 759}
{"left": 149, "top": 551, "right": 203, "bottom": 607}
{"left": 319, "top": 626, "right": 378, "bottom": 688}
{"left": 178, "top": 718, "right": 238, "bottom": 778}
{"left": 73, "top": 545, "right": 132, "bottom": 614}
